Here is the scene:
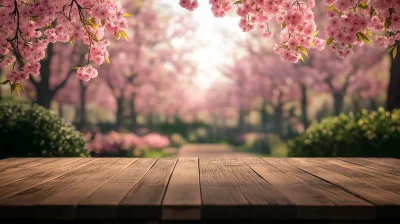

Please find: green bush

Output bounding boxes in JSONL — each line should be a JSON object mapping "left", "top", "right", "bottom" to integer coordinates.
{"left": 0, "top": 102, "right": 89, "bottom": 158}
{"left": 288, "top": 108, "right": 400, "bottom": 158}
{"left": 237, "top": 133, "right": 288, "bottom": 157}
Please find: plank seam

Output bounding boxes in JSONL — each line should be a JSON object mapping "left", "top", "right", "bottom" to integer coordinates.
{"left": 74, "top": 158, "right": 138, "bottom": 207}
{"left": 160, "top": 158, "right": 179, "bottom": 206}
{"left": 337, "top": 158, "right": 399, "bottom": 175}
{"left": 0, "top": 158, "right": 99, "bottom": 203}
{"left": 283, "top": 159, "right": 376, "bottom": 206}
{"left": 117, "top": 158, "right": 159, "bottom": 205}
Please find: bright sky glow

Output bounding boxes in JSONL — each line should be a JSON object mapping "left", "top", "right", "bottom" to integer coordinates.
{"left": 163, "top": 1, "right": 247, "bottom": 89}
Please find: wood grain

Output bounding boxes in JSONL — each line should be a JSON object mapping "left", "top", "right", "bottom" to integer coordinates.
{"left": 0, "top": 158, "right": 115, "bottom": 219}
{"left": 0, "top": 158, "right": 76, "bottom": 187}
{"left": 307, "top": 158, "right": 400, "bottom": 193}
{"left": 162, "top": 158, "right": 201, "bottom": 220}
{"left": 287, "top": 158, "right": 400, "bottom": 219}
{"left": 118, "top": 158, "right": 177, "bottom": 220}
{"left": 219, "top": 157, "right": 294, "bottom": 220}
{"left": 0, "top": 158, "right": 42, "bottom": 172}
{"left": 76, "top": 158, "right": 155, "bottom": 220}
{"left": 0, "top": 157, "right": 399, "bottom": 222}
{"left": 0, "top": 158, "right": 94, "bottom": 201}
{"left": 34, "top": 158, "right": 134, "bottom": 219}
{"left": 244, "top": 158, "right": 374, "bottom": 220}
{"left": 339, "top": 158, "right": 399, "bottom": 176}
{"left": 199, "top": 157, "right": 249, "bottom": 220}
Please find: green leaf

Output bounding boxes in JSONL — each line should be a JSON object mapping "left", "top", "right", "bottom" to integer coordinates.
{"left": 369, "top": 6, "right": 376, "bottom": 18}
{"left": 233, "top": 0, "right": 242, "bottom": 5}
{"left": 365, "top": 27, "right": 372, "bottom": 36}
{"left": 123, "top": 13, "right": 132, "bottom": 17}
{"left": 393, "top": 46, "right": 398, "bottom": 59}
{"left": 282, "top": 22, "right": 287, "bottom": 29}
{"left": 299, "top": 55, "right": 305, "bottom": 63}
{"left": 327, "top": 5, "right": 335, "bottom": 11}
{"left": 348, "top": 44, "right": 352, "bottom": 49}
{"left": 15, "top": 84, "right": 20, "bottom": 97}
{"left": 119, "top": 30, "right": 128, "bottom": 40}
{"left": 10, "top": 83, "right": 16, "bottom": 92}
{"left": 20, "top": 83, "right": 26, "bottom": 92}
{"left": 105, "top": 57, "right": 110, "bottom": 64}
{"left": 1, "top": 80, "right": 10, "bottom": 85}
{"left": 357, "top": 2, "right": 369, "bottom": 9}
{"left": 297, "top": 46, "right": 308, "bottom": 58}
{"left": 387, "top": 45, "right": 396, "bottom": 53}
{"left": 357, "top": 32, "right": 370, "bottom": 43}
{"left": 326, "top": 37, "right": 334, "bottom": 45}
{"left": 384, "top": 17, "right": 391, "bottom": 29}
{"left": 313, "top": 31, "right": 319, "bottom": 36}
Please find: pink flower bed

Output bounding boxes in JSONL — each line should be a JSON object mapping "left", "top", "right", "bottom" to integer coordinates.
{"left": 142, "top": 133, "right": 171, "bottom": 150}
{"left": 87, "top": 131, "right": 170, "bottom": 156}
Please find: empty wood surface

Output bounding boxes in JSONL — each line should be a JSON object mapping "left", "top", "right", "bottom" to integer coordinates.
{"left": 162, "top": 158, "right": 201, "bottom": 220}
{"left": 244, "top": 157, "right": 374, "bottom": 220}
{"left": 0, "top": 157, "right": 399, "bottom": 222}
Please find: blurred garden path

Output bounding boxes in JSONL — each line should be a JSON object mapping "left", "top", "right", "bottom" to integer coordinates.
{"left": 177, "top": 144, "right": 256, "bottom": 157}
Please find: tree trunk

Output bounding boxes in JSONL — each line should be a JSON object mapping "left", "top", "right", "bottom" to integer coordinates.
{"left": 77, "top": 80, "right": 87, "bottom": 131}
{"left": 35, "top": 43, "right": 53, "bottom": 109}
{"left": 274, "top": 104, "right": 283, "bottom": 138}
{"left": 0, "top": 68, "right": 2, "bottom": 102}
{"left": 352, "top": 96, "right": 360, "bottom": 113}
{"left": 58, "top": 103, "right": 63, "bottom": 118}
{"left": 238, "top": 110, "right": 246, "bottom": 132}
{"left": 260, "top": 99, "right": 268, "bottom": 132}
{"left": 370, "top": 98, "right": 378, "bottom": 110}
{"left": 130, "top": 93, "right": 137, "bottom": 133}
{"left": 115, "top": 95, "right": 124, "bottom": 130}
{"left": 74, "top": 107, "right": 80, "bottom": 124}
{"left": 387, "top": 54, "right": 400, "bottom": 111}
{"left": 300, "top": 84, "right": 309, "bottom": 130}
{"left": 333, "top": 92, "right": 344, "bottom": 116}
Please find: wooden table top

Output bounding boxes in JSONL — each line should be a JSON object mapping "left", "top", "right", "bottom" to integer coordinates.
{"left": 0, "top": 157, "right": 399, "bottom": 223}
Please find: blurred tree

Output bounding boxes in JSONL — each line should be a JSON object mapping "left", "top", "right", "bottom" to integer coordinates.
{"left": 28, "top": 43, "right": 85, "bottom": 109}
{"left": 387, "top": 55, "right": 400, "bottom": 111}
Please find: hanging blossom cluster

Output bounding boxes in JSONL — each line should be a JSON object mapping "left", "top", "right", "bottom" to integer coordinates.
{"left": 180, "top": 0, "right": 325, "bottom": 63}
{"left": 324, "top": 0, "right": 400, "bottom": 58}
{"left": 180, "top": 0, "right": 400, "bottom": 61}
{"left": 0, "top": 0, "right": 128, "bottom": 92}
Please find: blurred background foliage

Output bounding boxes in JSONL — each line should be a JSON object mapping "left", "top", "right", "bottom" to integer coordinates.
{"left": 0, "top": 0, "right": 399, "bottom": 158}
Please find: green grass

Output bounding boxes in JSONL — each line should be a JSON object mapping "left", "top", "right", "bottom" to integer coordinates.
{"left": 236, "top": 139, "right": 288, "bottom": 158}
{"left": 143, "top": 149, "right": 174, "bottom": 158}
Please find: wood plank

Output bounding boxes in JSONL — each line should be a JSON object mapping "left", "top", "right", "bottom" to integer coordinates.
{"left": 0, "top": 158, "right": 116, "bottom": 219}
{"left": 118, "top": 158, "right": 177, "bottom": 220}
{"left": 199, "top": 157, "right": 249, "bottom": 220}
{"left": 362, "top": 158, "right": 400, "bottom": 169}
{"left": 162, "top": 158, "right": 201, "bottom": 221}
{"left": 287, "top": 158, "right": 400, "bottom": 219}
{"left": 34, "top": 158, "right": 135, "bottom": 219}
{"left": 0, "top": 158, "right": 55, "bottom": 175}
{"left": 76, "top": 158, "right": 155, "bottom": 220}
{"left": 243, "top": 158, "right": 374, "bottom": 220}
{"left": 0, "top": 158, "right": 94, "bottom": 201}
{"left": 0, "top": 158, "right": 76, "bottom": 187}
{"left": 0, "top": 158, "right": 42, "bottom": 172}
{"left": 339, "top": 158, "right": 400, "bottom": 176}
{"left": 311, "top": 159, "right": 400, "bottom": 184}
{"left": 306, "top": 158, "right": 400, "bottom": 194}
{"left": 219, "top": 157, "right": 294, "bottom": 220}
